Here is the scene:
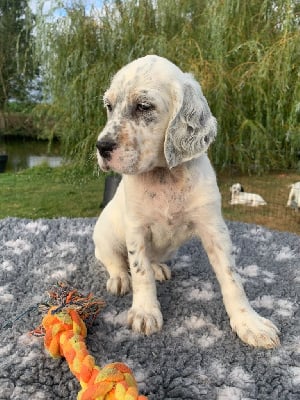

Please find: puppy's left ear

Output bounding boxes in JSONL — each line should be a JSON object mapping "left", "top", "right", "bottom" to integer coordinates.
{"left": 164, "top": 73, "right": 217, "bottom": 168}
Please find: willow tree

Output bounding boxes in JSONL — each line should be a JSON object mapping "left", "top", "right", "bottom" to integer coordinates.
{"left": 201, "top": 0, "right": 300, "bottom": 172}
{"left": 35, "top": 0, "right": 300, "bottom": 172}
{"left": 0, "top": 0, "right": 37, "bottom": 110}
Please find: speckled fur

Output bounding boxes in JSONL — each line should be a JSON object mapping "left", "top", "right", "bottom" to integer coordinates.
{"left": 93, "top": 55, "right": 280, "bottom": 348}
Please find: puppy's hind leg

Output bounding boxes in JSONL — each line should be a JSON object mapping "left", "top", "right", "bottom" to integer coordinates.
{"left": 151, "top": 263, "right": 171, "bottom": 282}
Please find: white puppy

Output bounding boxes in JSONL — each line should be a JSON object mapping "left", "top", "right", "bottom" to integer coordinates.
{"left": 93, "top": 55, "right": 279, "bottom": 348}
{"left": 287, "top": 181, "right": 300, "bottom": 210}
{"left": 230, "top": 183, "right": 267, "bottom": 206}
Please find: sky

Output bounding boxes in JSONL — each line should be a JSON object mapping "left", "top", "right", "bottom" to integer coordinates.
{"left": 29, "top": 0, "right": 104, "bottom": 17}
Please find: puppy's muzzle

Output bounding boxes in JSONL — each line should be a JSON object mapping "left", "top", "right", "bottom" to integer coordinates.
{"left": 96, "top": 140, "right": 117, "bottom": 160}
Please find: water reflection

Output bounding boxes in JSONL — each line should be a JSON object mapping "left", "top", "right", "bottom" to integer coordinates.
{"left": 2, "top": 136, "right": 63, "bottom": 171}
{"left": 28, "top": 156, "right": 63, "bottom": 168}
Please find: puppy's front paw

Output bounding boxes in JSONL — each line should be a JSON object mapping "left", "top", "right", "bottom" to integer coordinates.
{"left": 151, "top": 263, "right": 171, "bottom": 281}
{"left": 128, "top": 303, "right": 163, "bottom": 335}
{"left": 230, "top": 309, "right": 280, "bottom": 348}
{"left": 107, "top": 274, "right": 131, "bottom": 296}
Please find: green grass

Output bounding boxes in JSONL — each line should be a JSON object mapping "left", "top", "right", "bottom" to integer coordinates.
{"left": 218, "top": 171, "right": 300, "bottom": 234}
{"left": 1, "top": 165, "right": 299, "bottom": 235}
{"left": 0, "top": 164, "right": 104, "bottom": 219}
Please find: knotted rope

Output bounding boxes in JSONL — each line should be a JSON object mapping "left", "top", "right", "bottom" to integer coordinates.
{"left": 32, "top": 282, "right": 148, "bottom": 400}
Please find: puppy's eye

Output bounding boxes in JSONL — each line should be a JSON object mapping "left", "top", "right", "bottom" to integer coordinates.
{"left": 136, "top": 102, "right": 153, "bottom": 112}
{"left": 105, "top": 103, "right": 112, "bottom": 112}
{"left": 104, "top": 99, "right": 112, "bottom": 112}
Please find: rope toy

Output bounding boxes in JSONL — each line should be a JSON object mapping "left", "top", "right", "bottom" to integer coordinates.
{"left": 31, "top": 282, "right": 148, "bottom": 400}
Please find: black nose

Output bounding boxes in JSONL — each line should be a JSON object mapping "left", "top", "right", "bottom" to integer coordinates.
{"left": 96, "top": 140, "right": 117, "bottom": 159}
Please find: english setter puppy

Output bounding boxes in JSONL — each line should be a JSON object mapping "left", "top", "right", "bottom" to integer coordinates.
{"left": 230, "top": 183, "right": 267, "bottom": 206}
{"left": 287, "top": 181, "right": 300, "bottom": 210}
{"left": 93, "top": 55, "right": 279, "bottom": 348}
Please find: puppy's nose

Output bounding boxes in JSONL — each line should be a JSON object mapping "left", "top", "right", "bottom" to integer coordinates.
{"left": 96, "top": 140, "right": 117, "bottom": 159}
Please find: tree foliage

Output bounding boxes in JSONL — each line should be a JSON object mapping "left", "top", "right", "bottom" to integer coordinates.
{"left": 36, "top": 0, "right": 300, "bottom": 172}
{"left": 0, "top": 0, "right": 37, "bottom": 110}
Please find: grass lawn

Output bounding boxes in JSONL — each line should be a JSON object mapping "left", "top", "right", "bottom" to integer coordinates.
{"left": 1, "top": 164, "right": 299, "bottom": 234}
{"left": 218, "top": 171, "right": 300, "bottom": 235}
{"left": 0, "top": 164, "right": 105, "bottom": 219}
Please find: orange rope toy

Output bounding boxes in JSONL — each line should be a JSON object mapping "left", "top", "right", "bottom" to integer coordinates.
{"left": 32, "top": 282, "right": 148, "bottom": 400}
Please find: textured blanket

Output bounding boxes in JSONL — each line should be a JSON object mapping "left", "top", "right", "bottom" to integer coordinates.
{"left": 0, "top": 217, "right": 299, "bottom": 400}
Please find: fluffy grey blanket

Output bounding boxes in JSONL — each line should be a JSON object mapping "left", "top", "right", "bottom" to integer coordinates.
{"left": 0, "top": 217, "right": 299, "bottom": 400}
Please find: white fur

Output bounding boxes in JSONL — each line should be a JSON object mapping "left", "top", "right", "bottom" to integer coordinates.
{"left": 93, "top": 55, "right": 279, "bottom": 348}
{"left": 230, "top": 183, "right": 267, "bottom": 206}
{"left": 287, "top": 182, "right": 300, "bottom": 210}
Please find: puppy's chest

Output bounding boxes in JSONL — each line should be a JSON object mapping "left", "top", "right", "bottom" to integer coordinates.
{"left": 142, "top": 179, "right": 191, "bottom": 220}
{"left": 139, "top": 182, "right": 193, "bottom": 255}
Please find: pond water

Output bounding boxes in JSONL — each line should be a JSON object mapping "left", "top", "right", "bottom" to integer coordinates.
{"left": 1, "top": 136, "right": 63, "bottom": 171}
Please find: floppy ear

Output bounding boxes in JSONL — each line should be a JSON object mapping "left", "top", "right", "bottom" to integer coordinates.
{"left": 240, "top": 185, "right": 245, "bottom": 192}
{"left": 164, "top": 73, "right": 217, "bottom": 168}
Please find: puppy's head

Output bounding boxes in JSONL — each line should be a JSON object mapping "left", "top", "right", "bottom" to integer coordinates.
{"left": 96, "top": 55, "right": 217, "bottom": 174}
{"left": 230, "top": 183, "right": 244, "bottom": 194}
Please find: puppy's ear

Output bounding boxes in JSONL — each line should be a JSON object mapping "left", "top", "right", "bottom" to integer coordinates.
{"left": 164, "top": 74, "right": 217, "bottom": 168}
{"left": 240, "top": 185, "right": 245, "bottom": 192}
